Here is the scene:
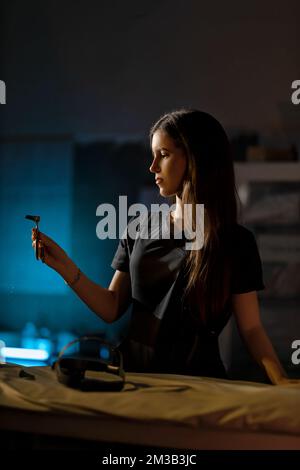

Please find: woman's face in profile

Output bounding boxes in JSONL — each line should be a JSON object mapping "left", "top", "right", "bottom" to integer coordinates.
{"left": 150, "top": 129, "right": 187, "bottom": 197}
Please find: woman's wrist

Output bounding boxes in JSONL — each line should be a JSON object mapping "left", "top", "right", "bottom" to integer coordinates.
{"left": 57, "top": 258, "right": 79, "bottom": 285}
{"left": 65, "top": 267, "right": 82, "bottom": 288}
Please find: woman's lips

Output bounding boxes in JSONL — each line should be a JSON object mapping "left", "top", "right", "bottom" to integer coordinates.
{"left": 155, "top": 178, "right": 163, "bottom": 185}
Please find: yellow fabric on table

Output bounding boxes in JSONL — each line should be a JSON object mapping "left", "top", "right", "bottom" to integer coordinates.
{"left": 0, "top": 363, "right": 300, "bottom": 436}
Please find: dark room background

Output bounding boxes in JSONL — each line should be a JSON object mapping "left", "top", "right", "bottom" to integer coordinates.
{"left": 0, "top": 0, "right": 300, "bottom": 379}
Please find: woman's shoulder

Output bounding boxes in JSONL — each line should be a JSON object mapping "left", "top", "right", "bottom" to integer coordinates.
{"left": 222, "top": 223, "right": 260, "bottom": 258}
{"left": 228, "top": 223, "right": 262, "bottom": 263}
{"left": 230, "top": 223, "right": 257, "bottom": 245}
{"left": 229, "top": 224, "right": 265, "bottom": 293}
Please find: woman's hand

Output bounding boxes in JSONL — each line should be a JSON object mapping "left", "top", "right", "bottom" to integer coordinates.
{"left": 274, "top": 376, "right": 300, "bottom": 386}
{"left": 31, "top": 228, "right": 70, "bottom": 273}
{"left": 261, "top": 358, "right": 300, "bottom": 386}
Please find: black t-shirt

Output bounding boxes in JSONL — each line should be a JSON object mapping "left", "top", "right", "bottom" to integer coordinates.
{"left": 111, "top": 211, "right": 265, "bottom": 378}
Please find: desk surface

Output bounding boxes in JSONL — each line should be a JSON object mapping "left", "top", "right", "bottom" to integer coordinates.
{"left": 1, "top": 364, "right": 300, "bottom": 450}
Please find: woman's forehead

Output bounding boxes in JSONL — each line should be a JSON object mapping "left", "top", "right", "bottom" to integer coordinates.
{"left": 151, "top": 129, "right": 175, "bottom": 152}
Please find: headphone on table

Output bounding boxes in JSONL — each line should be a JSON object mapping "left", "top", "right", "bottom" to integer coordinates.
{"left": 52, "top": 336, "right": 125, "bottom": 392}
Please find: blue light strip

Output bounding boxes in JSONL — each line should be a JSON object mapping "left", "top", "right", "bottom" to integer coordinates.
{"left": 1, "top": 347, "right": 49, "bottom": 361}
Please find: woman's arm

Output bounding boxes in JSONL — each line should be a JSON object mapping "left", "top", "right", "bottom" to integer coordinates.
{"left": 231, "top": 291, "right": 290, "bottom": 384}
{"left": 61, "top": 262, "right": 132, "bottom": 324}
{"left": 32, "top": 229, "right": 132, "bottom": 324}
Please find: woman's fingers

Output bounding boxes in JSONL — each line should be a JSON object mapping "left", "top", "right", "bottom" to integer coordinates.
{"left": 31, "top": 229, "right": 50, "bottom": 245}
{"left": 38, "top": 232, "right": 52, "bottom": 245}
{"left": 31, "top": 238, "right": 45, "bottom": 262}
{"left": 30, "top": 229, "right": 67, "bottom": 269}
{"left": 39, "top": 246, "right": 45, "bottom": 263}
{"left": 37, "top": 241, "right": 45, "bottom": 262}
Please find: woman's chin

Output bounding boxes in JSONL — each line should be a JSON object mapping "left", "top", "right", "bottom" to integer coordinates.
{"left": 159, "top": 188, "right": 173, "bottom": 198}
{"left": 157, "top": 184, "right": 178, "bottom": 198}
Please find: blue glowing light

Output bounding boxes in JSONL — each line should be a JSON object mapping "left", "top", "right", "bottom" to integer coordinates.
{"left": 99, "top": 346, "right": 110, "bottom": 360}
{"left": 1, "top": 347, "right": 49, "bottom": 361}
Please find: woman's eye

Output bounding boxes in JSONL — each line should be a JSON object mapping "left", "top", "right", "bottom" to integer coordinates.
{"left": 161, "top": 153, "right": 169, "bottom": 158}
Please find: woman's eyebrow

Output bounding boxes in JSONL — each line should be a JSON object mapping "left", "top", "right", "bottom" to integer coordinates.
{"left": 152, "top": 147, "right": 170, "bottom": 155}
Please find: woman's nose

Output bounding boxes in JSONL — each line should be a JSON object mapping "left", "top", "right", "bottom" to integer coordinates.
{"left": 149, "top": 157, "right": 160, "bottom": 173}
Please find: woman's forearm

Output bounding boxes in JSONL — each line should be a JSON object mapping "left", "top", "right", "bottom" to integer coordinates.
{"left": 58, "top": 259, "right": 117, "bottom": 324}
{"left": 241, "top": 326, "right": 288, "bottom": 384}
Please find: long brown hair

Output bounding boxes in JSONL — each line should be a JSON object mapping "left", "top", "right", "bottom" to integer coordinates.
{"left": 150, "top": 109, "right": 238, "bottom": 325}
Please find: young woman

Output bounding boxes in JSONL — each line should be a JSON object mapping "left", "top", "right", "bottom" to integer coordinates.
{"left": 32, "top": 109, "right": 297, "bottom": 385}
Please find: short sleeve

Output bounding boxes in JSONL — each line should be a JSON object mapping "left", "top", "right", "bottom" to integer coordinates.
{"left": 231, "top": 226, "right": 265, "bottom": 294}
{"left": 110, "top": 215, "right": 139, "bottom": 272}
{"left": 111, "top": 237, "right": 130, "bottom": 272}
